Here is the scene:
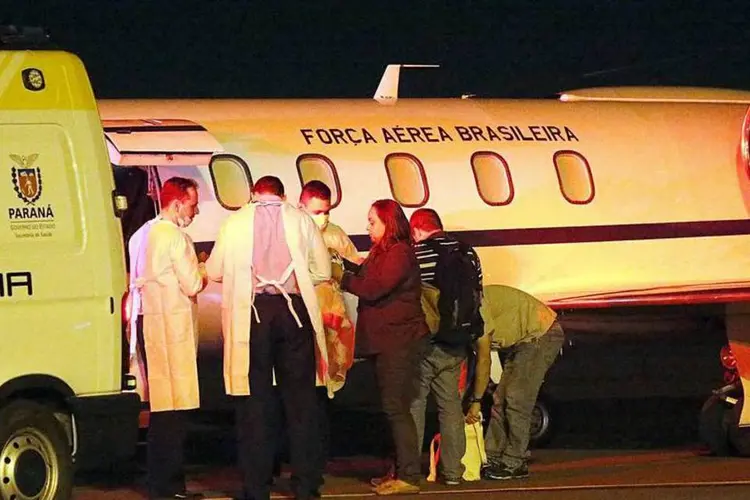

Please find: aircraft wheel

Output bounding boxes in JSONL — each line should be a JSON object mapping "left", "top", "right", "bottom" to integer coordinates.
{"left": 529, "top": 397, "right": 553, "bottom": 448}
{"left": 699, "top": 395, "right": 732, "bottom": 456}
{"left": 0, "top": 400, "right": 74, "bottom": 500}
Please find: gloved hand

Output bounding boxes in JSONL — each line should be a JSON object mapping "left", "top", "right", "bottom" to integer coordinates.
{"left": 331, "top": 260, "right": 344, "bottom": 284}
{"left": 341, "top": 258, "right": 361, "bottom": 274}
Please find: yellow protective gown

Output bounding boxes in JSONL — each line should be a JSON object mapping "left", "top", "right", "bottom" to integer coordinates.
{"left": 322, "top": 222, "right": 360, "bottom": 262}
{"left": 141, "top": 219, "right": 205, "bottom": 412}
{"left": 205, "top": 202, "right": 332, "bottom": 396}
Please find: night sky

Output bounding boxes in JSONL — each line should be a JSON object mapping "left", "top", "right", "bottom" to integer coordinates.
{"left": 10, "top": 0, "right": 750, "bottom": 99}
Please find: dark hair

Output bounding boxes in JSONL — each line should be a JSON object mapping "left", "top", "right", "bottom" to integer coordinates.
{"left": 300, "top": 180, "right": 332, "bottom": 203}
{"left": 252, "top": 175, "right": 285, "bottom": 197}
{"left": 160, "top": 177, "right": 198, "bottom": 209}
{"left": 409, "top": 208, "right": 443, "bottom": 233}
{"left": 370, "top": 199, "right": 410, "bottom": 256}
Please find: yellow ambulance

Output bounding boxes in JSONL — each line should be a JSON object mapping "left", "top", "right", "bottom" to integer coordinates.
{"left": 0, "top": 27, "right": 140, "bottom": 499}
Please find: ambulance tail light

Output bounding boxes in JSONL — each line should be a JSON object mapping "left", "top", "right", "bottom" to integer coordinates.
{"left": 122, "top": 289, "right": 132, "bottom": 325}
{"left": 121, "top": 290, "right": 136, "bottom": 391}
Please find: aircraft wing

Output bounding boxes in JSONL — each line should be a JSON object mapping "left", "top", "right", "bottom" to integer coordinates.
{"left": 541, "top": 280, "right": 750, "bottom": 309}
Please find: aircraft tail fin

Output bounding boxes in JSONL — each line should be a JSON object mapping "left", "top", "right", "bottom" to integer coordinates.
{"left": 374, "top": 64, "right": 439, "bottom": 104}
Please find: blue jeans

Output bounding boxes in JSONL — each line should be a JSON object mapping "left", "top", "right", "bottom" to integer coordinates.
{"left": 410, "top": 342, "right": 467, "bottom": 480}
{"left": 485, "top": 320, "right": 565, "bottom": 469}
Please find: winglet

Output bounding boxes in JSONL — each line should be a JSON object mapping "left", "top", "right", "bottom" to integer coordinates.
{"left": 374, "top": 64, "right": 440, "bottom": 105}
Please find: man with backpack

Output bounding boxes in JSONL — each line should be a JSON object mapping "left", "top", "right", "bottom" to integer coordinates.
{"left": 408, "top": 208, "right": 485, "bottom": 485}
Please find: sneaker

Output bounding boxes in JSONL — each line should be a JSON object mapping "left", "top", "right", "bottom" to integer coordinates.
{"left": 483, "top": 463, "right": 529, "bottom": 480}
{"left": 370, "top": 464, "right": 396, "bottom": 487}
{"left": 373, "top": 479, "right": 420, "bottom": 496}
{"left": 442, "top": 476, "right": 462, "bottom": 486}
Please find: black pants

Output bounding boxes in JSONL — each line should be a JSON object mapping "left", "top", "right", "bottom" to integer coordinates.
{"left": 373, "top": 337, "right": 425, "bottom": 485}
{"left": 314, "top": 387, "right": 331, "bottom": 487}
{"left": 137, "top": 316, "right": 189, "bottom": 498}
{"left": 271, "top": 385, "right": 330, "bottom": 491}
{"left": 235, "top": 295, "right": 319, "bottom": 500}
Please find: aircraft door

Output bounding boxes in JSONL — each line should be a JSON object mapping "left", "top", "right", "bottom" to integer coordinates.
{"left": 103, "top": 119, "right": 222, "bottom": 167}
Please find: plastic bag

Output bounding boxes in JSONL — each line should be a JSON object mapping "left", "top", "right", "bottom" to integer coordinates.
{"left": 427, "top": 421, "right": 487, "bottom": 482}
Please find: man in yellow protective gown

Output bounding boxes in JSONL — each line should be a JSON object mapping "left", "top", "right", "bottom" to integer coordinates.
{"left": 136, "top": 177, "right": 207, "bottom": 499}
{"left": 298, "top": 180, "right": 361, "bottom": 490}
{"left": 299, "top": 180, "right": 360, "bottom": 390}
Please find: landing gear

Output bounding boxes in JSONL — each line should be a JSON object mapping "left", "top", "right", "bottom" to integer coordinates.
{"left": 479, "top": 390, "right": 555, "bottom": 449}
{"left": 728, "top": 397, "right": 750, "bottom": 457}
{"left": 699, "top": 388, "right": 750, "bottom": 457}
{"left": 699, "top": 394, "right": 732, "bottom": 456}
{"left": 529, "top": 397, "right": 553, "bottom": 448}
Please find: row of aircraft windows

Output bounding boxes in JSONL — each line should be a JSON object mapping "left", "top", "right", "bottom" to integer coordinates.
{"left": 208, "top": 150, "right": 596, "bottom": 211}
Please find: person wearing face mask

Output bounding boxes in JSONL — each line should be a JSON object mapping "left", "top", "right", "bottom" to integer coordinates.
{"left": 299, "top": 180, "right": 360, "bottom": 263}
{"left": 205, "top": 176, "right": 331, "bottom": 500}
{"left": 136, "top": 177, "right": 208, "bottom": 500}
{"left": 294, "top": 180, "right": 360, "bottom": 489}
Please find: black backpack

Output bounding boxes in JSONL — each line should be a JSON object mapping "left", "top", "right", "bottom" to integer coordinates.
{"left": 427, "top": 239, "right": 484, "bottom": 347}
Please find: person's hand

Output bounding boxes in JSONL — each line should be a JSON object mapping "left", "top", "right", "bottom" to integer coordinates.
{"left": 465, "top": 402, "right": 483, "bottom": 424}
{"left": 198, "top": 263, "right": 209, "bottom": 290}
{"left": 342, "top": 258, "right": 361, "bottom": 274}
{"left": 331, "top": 260, "right": 344, "bottom": 283}
{"left": 329, "top": 248, "right": 343, "bottom": 263}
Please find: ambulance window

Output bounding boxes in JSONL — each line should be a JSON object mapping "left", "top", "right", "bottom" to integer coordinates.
{"left": 296, "top": 154, "right": 342, "bottom": 208}
{"left": 554, "top": 151, "right": 594, "bottom": 204}
{"left": 471, "top": 152, "right": 514, "bottom": 205}
{"left": 385, "top": 153, "right": 429, "bottom": 207}
{"left": 209, "top": 154, "right": 253, "bottom": 210}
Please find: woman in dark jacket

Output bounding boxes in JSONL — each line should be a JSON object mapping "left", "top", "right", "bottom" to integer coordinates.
{"left": 341, "top": 199, "right": 429, "bottom": 495}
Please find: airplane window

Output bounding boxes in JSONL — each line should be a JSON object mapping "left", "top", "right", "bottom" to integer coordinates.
{"left": 554, "top": 151, "right": 594, "bottom": 204}
{"left": 209, "top": 154, "right": 253, "bottom": 210}
{"left": 471, "top": 152, "right": 514, "bottom": 205}
{"left": 385, "top": 153, "right": 429, "bottom": 207}
{"left": 296, "top": 154, "right": 342, "bottom": 208}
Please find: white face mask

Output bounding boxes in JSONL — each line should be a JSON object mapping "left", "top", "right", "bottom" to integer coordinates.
{"left": 175, "top": 203, "right": 192, "bottom": 228}
{"left": 311, "top": 213, "right": 329, "bottom": 231}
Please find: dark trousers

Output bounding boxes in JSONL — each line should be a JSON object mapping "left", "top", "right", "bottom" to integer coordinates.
{"left": 235, "top": 295, "right": 319, "bottom": 500}
{"left": 137, "top": 316, "right": 189, "bottom": 498}
{"left": 313, "top": 387, "right": 331, "bottom": 486}
{"left": 373, "top": 337, "right": 425, "bottom": 485}
{"left": 271, "top": 386, "right": 329, "bottom": 490}
{"left": 148, "top": 411, "right": 188, "bottom": 497}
